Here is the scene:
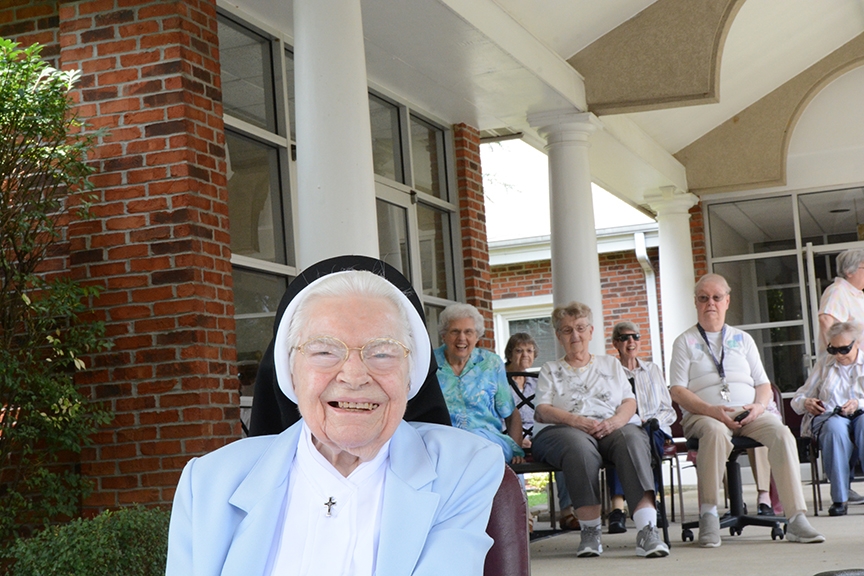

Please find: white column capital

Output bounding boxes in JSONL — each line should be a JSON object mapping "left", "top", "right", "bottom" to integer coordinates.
{"left": 644, "top": 186, "right": 698, "bottom": 216}
{"left": 528, "top": 110, "right": 603, "bottom": 145}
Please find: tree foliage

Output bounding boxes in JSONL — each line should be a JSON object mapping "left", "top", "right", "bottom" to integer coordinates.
{"left": 0, "top": 38, "right": 112, "bottom": 545}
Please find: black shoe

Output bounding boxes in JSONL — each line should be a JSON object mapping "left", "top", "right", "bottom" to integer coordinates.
{"left": 607, "top": 508, "right": 627, "bottom": 534}
{"left": 828, "top": 502, "right": 848, "bottom": 516}
{"left": 757, "top": 503, "right": 773, "bottom": 516}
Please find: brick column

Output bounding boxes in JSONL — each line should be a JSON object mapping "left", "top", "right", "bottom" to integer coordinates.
{"left": 689, "top": 202, "right": 708, "bottom": 280}
{"left": 453, "top": 123, "right": 495, "bottom": 349}
{"left": 58, "top": 0, "right": 239, "bottom": 510}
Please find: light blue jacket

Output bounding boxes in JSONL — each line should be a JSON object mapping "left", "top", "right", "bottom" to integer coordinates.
{"left": 166, "top": 420, "right": 504, "bottom": 576}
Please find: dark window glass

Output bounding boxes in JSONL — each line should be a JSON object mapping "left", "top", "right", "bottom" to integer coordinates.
{"left": 218, "top": 18, "right": 276, "bottom": 132}
{"left": 226, "top": 131, "right": 290, "bottom": 264}
{"left": 410, "top": 115, "right": 446, "bottom": 199}
{"left": 369, "top": 95, "right": 403, "bottom": 182}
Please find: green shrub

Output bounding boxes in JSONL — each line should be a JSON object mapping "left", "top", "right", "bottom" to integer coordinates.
{"left": 5, "top": 507, "right": 170, "bottom": 576}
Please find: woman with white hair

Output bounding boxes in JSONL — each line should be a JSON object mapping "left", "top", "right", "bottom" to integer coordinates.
{"left": 435, "top": 303, "right": 525, "bottom": 464}
{"left": 792, "top": 321, "right": 864, "bottom": 517}
{"left": 166, "top": 263, "right": 505, "bottom": 576}
{"left": 819, "top": 248, "right": 864, "bottom": 350}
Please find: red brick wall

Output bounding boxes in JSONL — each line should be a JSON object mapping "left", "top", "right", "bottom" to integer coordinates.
{"left": 491, "top": 247, "right": 661, "bottom": 359}
{"left": 690, "top": 202, "right": 708, "bottom": 280}
{"left": 453, "top": 123, "right": 495, "bottom": 349}
{"left": 47, "top": 0, "right": 239, "bottom": 511}
{"left": 0, "top": 0, "right": 60, "bottom": 66}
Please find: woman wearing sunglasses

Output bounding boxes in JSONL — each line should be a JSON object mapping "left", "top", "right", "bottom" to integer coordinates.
{"left": 792, "top": 321, "right": 864, "bottom": 517}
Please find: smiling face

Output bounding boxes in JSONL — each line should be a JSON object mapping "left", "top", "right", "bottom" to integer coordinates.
{"left": 442, "top": 316, "right": 480, "bottom": 366}
{"left": 556, "top": 315, "right": 593, "bottom": 360}
{"left": 508, "top": 343, "right": 536, "bottom": 372}
{"left": 695, "top": 280, "right": 730, "bottom": 331}
{"left": 292, "top": 295, "right": 410, "bottom": 466}
{"left": 847, "top": 265, "right": 864, "bottom": 291}
{"left": 613, "top": 329, "right": 640, "bottom": 364}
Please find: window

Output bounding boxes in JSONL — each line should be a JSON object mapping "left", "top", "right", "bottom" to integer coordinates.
{"left": 219, "top": 14, "right": 297, "bottom": 412}
{"left": 704, "top": 186, "right": 864, "bottom": 392}
{"left": 371, "top": 92, "right": 461, "bottom": 330}
{"left": 219, "top": 13, "right": 463, "bottom": 413}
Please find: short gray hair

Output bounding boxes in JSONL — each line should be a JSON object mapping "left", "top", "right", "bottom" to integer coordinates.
{"left": 826, "top": 320, "right": 862, "bottom": 343}
{"left": 612, "top": 321, "right": 639, "bottom": 341}
{"left": 438, "top": 303, "right": 485, "bottom": 339}
{"left": 694, "top": 273, "right": 731, "bottom": 296}
{"left": 836, "top": 249, "right": 864, "bottom": 280}
{"left": 551, "top": 301, "right": 592, "bottom": 331}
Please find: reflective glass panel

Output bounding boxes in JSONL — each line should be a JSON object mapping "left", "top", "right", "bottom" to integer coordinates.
{"left": 508, "top": 317, "right": 556, "bottom": 367}
{"left": 798, "top": 187, "right": 864, "bottom": 246}
{"left": 226, "top": 131, "right": 288, "bottom": 264}
{"left": 369, "top": 95, "right": 403, "bottom": 182}
{"left": 233, "top": 268, "right": 288, "bottom": 396}
{"left": 218, "top": 18, "right": 276, "bottom": 132}
{"left": 708, "top": 196, "right": 795, "bottom": 258}
{"left": 376, "top": 200, "right": 411, "bottom": 282}
{"left": 424, "top": 304, "right": 444, "bottom": 349}
{"left": 713, "top": 256, "right": 802, "bottom": 325}
{"left": 410, "top": 115, "right": 447, "bottom": 199}
{"left": 284, "top": 49, "right": 296, "bottom": 142}
{"left": 417, "top": 203, "right": 454, "bottom": 300}
{"left": 743, "top": 325, "right": 807, "bottom": 393}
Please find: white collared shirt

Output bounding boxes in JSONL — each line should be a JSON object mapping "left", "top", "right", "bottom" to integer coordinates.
{"left": 624, "top": 359, "right": 676, "bottom": 435}
{"left": 270, "top": 423, "right": 389, "bottom": 576}
{"left": 791, "top": 351, "right": 864, "bottom": 437}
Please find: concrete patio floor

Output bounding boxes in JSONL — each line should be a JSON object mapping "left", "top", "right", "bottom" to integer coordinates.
{"left": 528, "top": 479, "right": 864, "bottom": 576}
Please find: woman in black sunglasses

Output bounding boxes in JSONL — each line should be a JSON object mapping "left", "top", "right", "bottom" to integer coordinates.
{"left": 791, "top": 321, "right": 864, "bottom": 517}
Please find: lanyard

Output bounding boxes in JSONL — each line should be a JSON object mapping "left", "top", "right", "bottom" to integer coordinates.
{"left": 697, "top": 324, "right": 730, "bottom": 401}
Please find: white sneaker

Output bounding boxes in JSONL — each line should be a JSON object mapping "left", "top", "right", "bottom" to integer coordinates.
{"left": 786, "top": 514, "right": 825, "bottom": 543}
{"left": 698, "top": 513, "right": 721, "bottom": 548}
{"left": 576, "top": 524, "right": 603, "bottom": 557}
{"left": 636, "top": 523, "right": 669, "bottom": 558}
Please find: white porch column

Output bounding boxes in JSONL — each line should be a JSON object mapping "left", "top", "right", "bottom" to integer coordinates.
{"left": 529, "top": 111, "right": 605, "bottom": 355}
{"left": 644, "top": 186, "right": 700, "bottom": 374}
{"left": 294, "top": 0, "right": 378, "bottom": 267}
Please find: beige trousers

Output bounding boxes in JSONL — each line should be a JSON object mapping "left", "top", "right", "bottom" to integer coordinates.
{"left": 747, "top": 446, "right": 771, "bottom": 493}
{"left": 682, "top": 412, "right": 807, "bottom": 515}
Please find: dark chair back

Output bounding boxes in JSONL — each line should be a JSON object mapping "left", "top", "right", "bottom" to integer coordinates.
{"left": 485, "top": 466, "right": 530, "bottom": 576}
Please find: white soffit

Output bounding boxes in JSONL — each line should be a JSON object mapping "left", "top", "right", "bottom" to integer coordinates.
{"left": 590, "top": 116, "right": 688, "bottom": 206}
{"left": 361, "top": 0, "right": 586, "bottom": 129}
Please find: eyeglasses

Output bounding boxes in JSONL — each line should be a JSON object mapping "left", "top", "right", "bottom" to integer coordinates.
{"left": 696, "top": 294, "right": 727, "bottom": 304}
{"left": 615, "top": 333, "right": 640, "bottom": 342}
{"left": 295, "top": 336, "right": 410, "bottom": 372}
{"left": 447, "top": 328, "right": 477, "bottom": 338}
{"left": 558, "top": 324, "right": 591, "bottom": 335}
{"left": 827, "top": 341, "right": 855, "bottom": 356}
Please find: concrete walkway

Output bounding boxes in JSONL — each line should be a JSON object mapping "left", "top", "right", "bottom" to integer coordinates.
{"left": 529, "top": 480, "right": 864, "bottom": 576}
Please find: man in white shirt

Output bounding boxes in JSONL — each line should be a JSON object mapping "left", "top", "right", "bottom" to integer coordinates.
{"left": 669, "top": 274, "right": 824, "bottom": 548}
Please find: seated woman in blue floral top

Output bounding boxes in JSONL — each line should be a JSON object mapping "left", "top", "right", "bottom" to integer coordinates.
{"left": 434, "top": 303, "right": 525, "bottom": 464}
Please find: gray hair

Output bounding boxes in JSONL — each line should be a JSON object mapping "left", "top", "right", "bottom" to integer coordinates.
{"left": 504, "top": 332, "right": 538, "bottom": 365}
{"left": 438, "top": 303, "right": 485, "bottom": 339}
{"left": 694, "top": 273, "right": 731, "bottom": 296}
{"left": 286, "top": 270, "right": 414, "bottom": 375}
{"left": 826, "top": 320, "right": 862, "bottom": 343}
{"left": 836, "top": 249, "right": 864, "bottom": 280}
{"left": 551, "top": 301, "right": 592, "bottom": 331}
{"left": 612, "top": 321, "right": 639, "bottom": 341}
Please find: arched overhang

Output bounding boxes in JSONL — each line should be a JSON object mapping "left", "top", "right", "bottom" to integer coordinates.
{"left": 568, "top": 0, "right": 745, "bottom": 115}
{"left": 675, "top": 32, "right": 864, "bottom": 196}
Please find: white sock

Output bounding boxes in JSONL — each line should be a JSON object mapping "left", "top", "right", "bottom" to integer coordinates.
{"left": 757, "top": 491, "right": 771, "bottom": 506}
{"left": 700, "top": 504, "right": 718, "bottom": 517}
{"left": 632, "top": 507, "right": 655, "bottom": 530}
{"left": 789, "top": 512, "right": 803, "bottom": 523}
{"left": 581, "top": 517, "right": 602, "bottom": 529}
